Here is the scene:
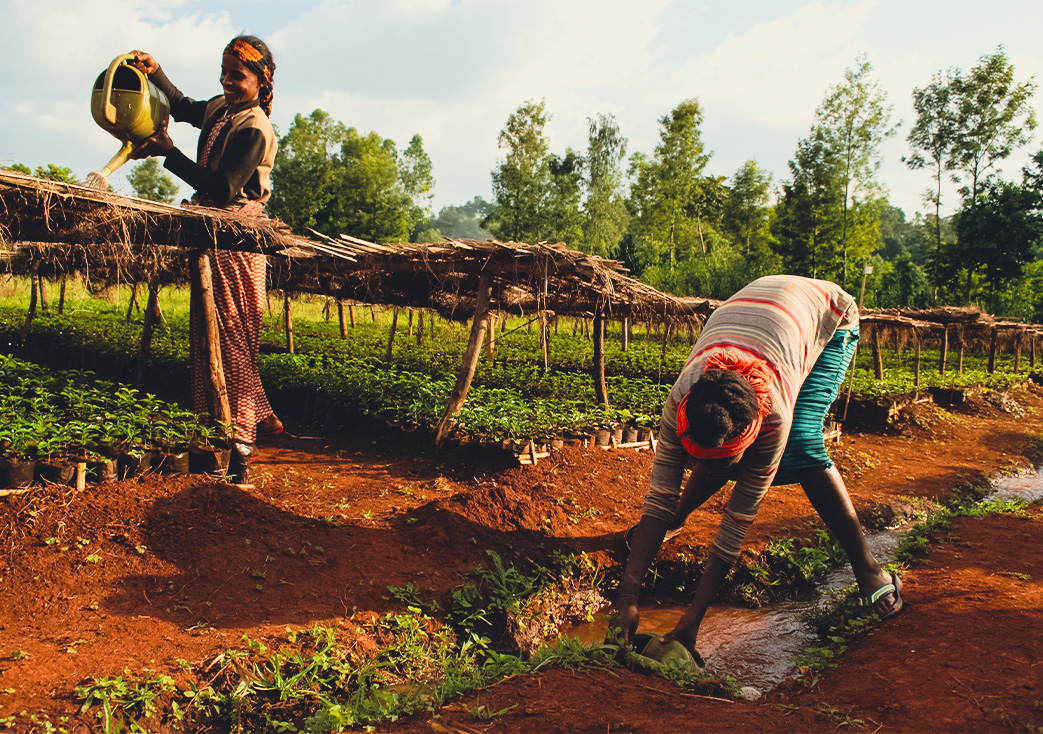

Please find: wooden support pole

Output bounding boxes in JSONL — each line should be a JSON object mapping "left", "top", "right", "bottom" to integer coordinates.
{"left": 988, "top": 328, "right": 998, "bottom": 374}
{"left": 416, "top": 307, "right": 424, "bottom": 346}
{"left": 38, "top": 275, "right": 49, "bottom": 313}
{"left": 349, "top": 304, "right": 356, "bottom": 329}
{"left": 191, "top": 253, "right": 232, "bottom": 429}
{"left": 337, "top": 301, "right": 347, "bottom": 338}
{"left": 1015, "top": 339, "right": 1023, "bottom": 373}
{"left": 435, "top": 270, "right": 493, "bottom": 446}
{"left": 125, "top": 282, "right": 139, "bottom": 323}
{"left": 386, "top": 307, "right": 399, "bottom": 362}
{"left": 540, "top": 312, "right": 549, "bottom": 373}
{"left": 938, "top": 326, "right": 949, "bottom": 376}
{"left": 1032, "top": 337, "right": 1037, "bottom": 371}
{"left": 593, "top": 311, "right": 609, "bottom": 408}
{"left": 407, "top": 309, "right": 415, "bottom": 337}
{"left": 322, "top": 298, "right": 332, "bottom": 322}
{"left": 621, "top": 316, "right": 630, "bottom": 352}
{"left": 914, "top": 333, "right": 922, "bottom": 388}
{"left": 871, "top": 327, "right": 884, "bottom": 380}
{"left": 58, "top": 277, "right": 67, "bottom": 315}
{"left": 136, "top": 281, "right": 160, "bottom": 386}
{"left": 486, "top": 311, "right": 496, "bottom": 361}
{"left": 957, "top": 342, "right": 965, "bottom": 373}
{"left": 20, "top": 269, "right": 39, "bottom": 347}
{"left": 283, "top": 292, "right": 295, "bottom": 354}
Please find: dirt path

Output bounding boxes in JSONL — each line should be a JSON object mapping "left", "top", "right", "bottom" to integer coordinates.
{"left": 1, "top": 387, "right": 1042, "bottom": 732}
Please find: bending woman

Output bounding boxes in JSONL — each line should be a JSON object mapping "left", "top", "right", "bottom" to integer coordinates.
{"left": 130, "top": 36, "right": 282, "bottom": 481}
{"left": 618, "top": 275, "right": 903, "bottom": 663}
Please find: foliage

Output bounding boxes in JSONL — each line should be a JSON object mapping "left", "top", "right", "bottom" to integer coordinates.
{"left": 487, "top": 99, "right": 553, "bottom": 243}
{"left": 427, "top": 196, "right": 493, "bottom": 240}
{"left": 722, "top": 159, "right": 776, "bottom": 271}
{"left": 582, "top": 113, "right": 630, "bottom": 257}
{"left": 127, "top": 158, "right": 178, "bottom": 202}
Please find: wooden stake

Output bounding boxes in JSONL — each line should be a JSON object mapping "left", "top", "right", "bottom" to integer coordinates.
{"left": 938, "top": 326, "right": 949, "bottom": 376}
{"left": 38, "top": 275, "right": 49, "bottom": 313}
{"left": 191, "top": 253, "right": 232, "bottom": 429}
{"left": 417, "top": 307, "right": 424, "bottom": 346}
{"left": 386, "top": 307, "right": 399, "bottom": 361}
{"left": 914, "top": 333, "right": 922, "bottom": 388}
{"left": 136, "top": 281, "right": 160, "bottom": 385}
{"left": 871, "top": 327, "right": 884, "bottom": 380}
{"left": 284, "top": 292, "right": 294, "bottom": 354}
{"left": 338, "top": 301, "right": 347, "bottom": 338}
{"left": 58, "top": 276, "right": 67, "bottom": 315}
{"left": 435, "top": 270, "right": 493, "bottom": 445}
{"left": 349, "top": 303, "right": 356, "bottom": 329}
{"left": 622, "top": 316, "right": 630, "bottom": 352}
{"left": 988, "top": 327, "right": 998, "bottom": 374}
{"left": 20, "top": 270, "right": 38, "bottom": 347}
{"left": 486, "top": 311, "right": 496, "bottom": 361}
{"left": 593, "top": 311, "right": 609, "bottom": 408}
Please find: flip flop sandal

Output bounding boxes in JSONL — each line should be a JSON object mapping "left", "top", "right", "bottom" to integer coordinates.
{"left": 624, "top": 524, "right": 682, "bottom": 551}
{"left": 862, "top": 571, "right": 904, "bottom": 619}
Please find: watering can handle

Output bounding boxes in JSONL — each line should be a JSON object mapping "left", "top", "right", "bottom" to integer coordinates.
{"left": 101, "top": 53, "right": 140, "bottom": 125}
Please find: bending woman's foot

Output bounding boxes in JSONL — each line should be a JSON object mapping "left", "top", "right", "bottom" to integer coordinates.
{"left": 257, "top": 414, "right": 283, "bottom": 436}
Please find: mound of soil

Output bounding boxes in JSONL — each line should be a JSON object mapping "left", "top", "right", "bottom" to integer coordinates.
{"left": 2, "top": 384, "right": 1043, "bottom": 732}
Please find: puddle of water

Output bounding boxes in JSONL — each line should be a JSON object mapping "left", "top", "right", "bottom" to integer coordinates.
{"left": 566, "top": 469, "right": 1043, "bottom": 693}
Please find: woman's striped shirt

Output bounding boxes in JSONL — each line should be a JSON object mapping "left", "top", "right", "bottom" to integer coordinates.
{"left": 643, "top": 275, "right": 858, "bottom": 563}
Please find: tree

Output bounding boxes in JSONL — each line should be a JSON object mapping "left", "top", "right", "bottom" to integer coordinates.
{"left": 399, "top": 134, "right": 435, "bottom": 239}
{"left": 815, "top": 55, "right": 897, "bottom": 288}
{"left": 325, "top": 129, "right": 412, "bottom": 243}
{"left": 582, "top": 113, "right": 629, "bottom": 257}
{"left": 772, "top": 132, "right": 845, "bottom": 278}
{"left": 5, "top": 163, "right": 80, "bottom": 183}
{"left": 626, "top": 99, "right": 710, "bottom": 269}
{"left": 127, "top": 158, "right": 177, "bottom": 202}
{"left": 269, "top": 110, "right": 348, "bottom": 234}
{"left": 950, "top": 48, "right": 1037, "bottom": 208}
{"left": 487, "top": 99, "right": 552, "bottom": 242}
{"left": 428, "top": 197, "right": 493, "bottom": 240}
{"left": 544, "top": 149, "right": 584, "bottom": 245}
{"left": 722, "top": 159, "right": 773, "bottom": 266}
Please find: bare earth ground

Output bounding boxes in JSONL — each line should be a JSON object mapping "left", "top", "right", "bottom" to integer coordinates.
{"left": 2, "top": 385, "right": 1043, "bottom": 732}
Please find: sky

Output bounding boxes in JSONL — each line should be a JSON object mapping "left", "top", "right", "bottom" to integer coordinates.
{"left": 2, "top": 0, "right": 1042, "bottom": 222}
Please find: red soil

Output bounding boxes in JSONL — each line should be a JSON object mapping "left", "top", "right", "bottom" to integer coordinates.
{"left": 1, "top": 387, "right": 1042, "bottom": 732}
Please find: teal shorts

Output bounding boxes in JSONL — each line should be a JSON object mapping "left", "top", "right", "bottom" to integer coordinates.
{"left": 773, "top": 327, "right": 859, "bottom": 485}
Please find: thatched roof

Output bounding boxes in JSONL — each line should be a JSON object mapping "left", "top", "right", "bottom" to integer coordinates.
{"left": 0, "top": 170, "right": 699, "bottom": 322}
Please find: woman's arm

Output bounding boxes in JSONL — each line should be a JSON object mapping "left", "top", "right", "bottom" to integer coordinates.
{"left": 163, "top": 126, "right": 267, "bottom": 206}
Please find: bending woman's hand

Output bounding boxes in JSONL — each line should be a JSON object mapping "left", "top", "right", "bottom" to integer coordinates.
{"left": 128, "top": 51, "right": 159, "bottom": 75}
{"left": 616, "top": 596, "right": 640, "bottom": 645}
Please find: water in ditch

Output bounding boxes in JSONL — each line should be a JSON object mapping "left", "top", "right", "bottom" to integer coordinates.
{"left": 567, "top": 469, "right": 1043, "bottom": 695}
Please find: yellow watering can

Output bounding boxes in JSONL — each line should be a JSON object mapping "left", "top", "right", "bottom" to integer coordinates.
{"left": 86, "top": 53, "right": 170, "bottom": 188}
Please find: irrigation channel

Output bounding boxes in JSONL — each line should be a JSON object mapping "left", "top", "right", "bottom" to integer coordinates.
{"left": 567, "top": 470, "right": 1043, "bottom": 696}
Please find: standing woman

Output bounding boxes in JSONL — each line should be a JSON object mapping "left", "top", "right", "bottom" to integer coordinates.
{"left": 130, "top": 36, "right": 283, "bottom": 482}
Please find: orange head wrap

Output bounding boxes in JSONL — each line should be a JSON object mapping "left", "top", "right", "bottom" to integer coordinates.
{"left": 676, "top": 351, "right": 773, "bottom": 460}
{"left": 224, "top": 37, "right": 274, "bottom": 116}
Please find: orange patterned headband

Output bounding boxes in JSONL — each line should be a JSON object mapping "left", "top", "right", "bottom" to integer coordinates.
{"left": 225, "top": 39, "right": 271, "bottom": 82}
{"left": 676, "top": 351, "right": 773, "bottom": 460}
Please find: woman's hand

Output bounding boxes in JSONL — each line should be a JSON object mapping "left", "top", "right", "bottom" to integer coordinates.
{"left": 659, "top": 627, "right": 705, "bottom": 667}
{"left": 128, "top": 51, "right": 159, "bottom": 75}
{"left": 616, "top": 596, "right": 640, "bottom": 645}
{"left": 237, "top": 200, "right": 265, "bottom": 216}
{"left": 131, "top": 121, "right": 174, "bottom": 159}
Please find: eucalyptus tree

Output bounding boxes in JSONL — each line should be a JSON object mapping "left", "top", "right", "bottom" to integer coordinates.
{"left": 814, "top": 55, "right": 896, "bottom": 289}
{"left": 722, "top": 159, "right": 773, "bottom": 266}
{"left": 545, "top": 148, "right": 585, "bottom": 246}
{"left": 487, "top": 99, "right": 553, "bottom": 243}
{"left": 582, "top": 113, "right": 629, "bottom": 257}
{"left": 269, "top": 109, "right": 349, "bottom": 234}
{"left": 626, "top": 99, "right": 711, "bottom": 269}
{"left": 399, "top": 134, "right": 435, "bottom": 240}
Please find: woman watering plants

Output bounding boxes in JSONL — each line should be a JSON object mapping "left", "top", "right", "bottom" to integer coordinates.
{"left": 129, "top": 36, "right": 283, "bottom": 483}
{"left": 618, "top": 274, "right": 903, "bottom": 664}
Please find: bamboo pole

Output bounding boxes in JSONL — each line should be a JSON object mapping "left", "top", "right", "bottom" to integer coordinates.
{"left": 435, "top": 270, "right": 493, "bottom": 445}
{"left": 284, "top": 292, "right": 294, "bottom": 354}
{"left": 191, "top": 253, "right": 232, "bottom": 429}
{"left": 593, "top": 311, "right": 609, "bottom": 408}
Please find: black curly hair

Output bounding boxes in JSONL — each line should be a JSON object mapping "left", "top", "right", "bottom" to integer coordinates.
{"left": 682, "top": 369, "right": 760, "bottom": 448}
